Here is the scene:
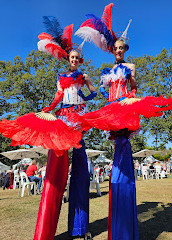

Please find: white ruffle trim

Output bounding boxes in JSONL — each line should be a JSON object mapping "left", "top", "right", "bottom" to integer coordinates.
{"left": 100, "top": 67, "right": 128, "bottom": 87}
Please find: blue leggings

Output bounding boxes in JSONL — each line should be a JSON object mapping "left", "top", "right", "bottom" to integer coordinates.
{"left": 68, "top": 139, "right": 90, "bottom": 236}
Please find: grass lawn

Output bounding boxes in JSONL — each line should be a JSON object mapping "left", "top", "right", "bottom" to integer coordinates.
{"left": 0, "top": 177, "right": 172, "bottom": 240}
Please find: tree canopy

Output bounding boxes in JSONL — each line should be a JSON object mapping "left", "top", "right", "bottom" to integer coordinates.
{"left": 0, "top": 48, "right": 172, "bottom": 157}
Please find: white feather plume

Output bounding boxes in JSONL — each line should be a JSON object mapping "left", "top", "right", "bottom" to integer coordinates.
{"left": 37, "top": 39, "right": 51, "bottom": 53}
{"left": 100, "top": 67, "right": 128, "bottom": 87}
{"left": 75, "top": 27, "right": 108, "bottom": 52}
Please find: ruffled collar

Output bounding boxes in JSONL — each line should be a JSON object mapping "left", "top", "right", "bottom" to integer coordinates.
{"left": 113, "top": 63, "right": 130, "bottom": 72}
{"left": 101, "top": 64, "right": 131, "bottom": 80}
{"left": 58, "top": 70, "right": 85, "bottom": 89}
{"left": 59, "top": 70, "right": 83, "bottom": 79}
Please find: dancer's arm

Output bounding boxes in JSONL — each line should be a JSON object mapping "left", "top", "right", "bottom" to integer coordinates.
{"left": 84, "top": 74, "right": 96, "bottom": 93}
{"left": 99, "top": 68, "right": 110, "bottom": 99}
{"left": 78, "top": 74, "right": 97, "bottom": 101}
{"left": 42, "top": 82, "right": 64, "bottom": 112}
{"left": 128, "top": 64, "right": 137, "bottom": 98}
{"left": 99, "top": 86, "right": 109, "bottom": 99}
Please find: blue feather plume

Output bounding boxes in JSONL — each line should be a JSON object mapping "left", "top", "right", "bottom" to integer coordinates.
{"left": 101, "top": 67, "right": 111, "bottom": 76}
{"left": 113, "top": 64, "right": 131, "bottom": 79}
{"left": 85, "top": 14, "right": 115, "bottom": 49}
{"left": 43, "top": 16, "right": 63, "bottom": 47}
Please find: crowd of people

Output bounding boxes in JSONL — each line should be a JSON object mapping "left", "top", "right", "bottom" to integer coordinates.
{"left": 0, "top": 159, "right": 46, "bottom": 193}
{"left": 134, "top": 160, "right": 172, "bottom": 179}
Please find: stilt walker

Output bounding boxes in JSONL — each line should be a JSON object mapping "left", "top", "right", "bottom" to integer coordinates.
{"left": 0, "top": 16, "right": 97, "bottom": 240}
{"left": 74, "top": 3, "right": 172, "bottom": 240}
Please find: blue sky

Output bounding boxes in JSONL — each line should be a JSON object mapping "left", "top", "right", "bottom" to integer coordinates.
{"left": 0, "top": 0, "right": 171, "bottom": 66}
{"left": 0, "top": 0, "right": 172, "bottom": 148}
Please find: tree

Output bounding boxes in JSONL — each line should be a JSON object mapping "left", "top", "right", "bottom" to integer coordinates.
{"left": 0, "top": 51, "right": 102, "bottom": 152}
{"left": 130, "top": 134, "right": 147, "bottom": 153}
{"left": 0, "top": 48, "right": 172, "bottom": 153}
{"left": 127, "top": 49, "right": 172, "bottom": 148}
{"left": 0, "top": 51, "right": 69, "bottom": 118}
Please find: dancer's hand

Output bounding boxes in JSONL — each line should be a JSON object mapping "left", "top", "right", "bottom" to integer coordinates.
{"left": 99, "top": 87, "right": 109, "bottom": 99}
{"left": 128, "top": 89, "right": 136, "bottom": 98}
{"left": 78, "top": 89, "right": 97, "bottom": 101}
{"left": 42, "top": 90, "right": 64, "bottom": 112}
{"left": 42, "top": 107, "right": 50, "bottom": 113}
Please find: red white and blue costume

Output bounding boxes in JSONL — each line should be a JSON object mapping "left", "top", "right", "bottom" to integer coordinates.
{"left": 74, "top": 3, "right": 172, "bottom": 240}
{"left": 33, "top": 71, "right": 91, "bottom": 240}
{"left": 101, "top": 65, "right": 132, "bottom": 102}
{"left": 68, "top": 64, "right": 172, "bottom": 240}
{"left": 0, "top": 17, "right": 96, "bottom": 240}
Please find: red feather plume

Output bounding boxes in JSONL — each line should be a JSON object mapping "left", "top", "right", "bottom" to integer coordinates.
{"left": 62, "top": 24, "right": 74, "bottom": 52}
{"left": 45, "top": 43, "right": 68, "bottom": 59}
{"left": 38, "top": 32, "right": 53, "bottom": 40}
{"left": 80, "top": 19, "right": 96, "bottom": 29}
{"left": 101, "top": 3, "right": 117, "bottom": 41}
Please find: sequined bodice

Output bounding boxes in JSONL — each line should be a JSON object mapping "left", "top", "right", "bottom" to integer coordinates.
{"left": 100, "top": 64, "right": 131, "bottom": 101}
{"left": 63, "top": 83, "right": 84, "bottom": 104}
{"left": 58, "top": 71, "right": 85, "bottom": 105}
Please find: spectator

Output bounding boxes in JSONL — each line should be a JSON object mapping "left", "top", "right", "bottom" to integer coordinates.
{"left": 138, "top": 164, "right": 141, "bottom": 177}
{"left": 26, "top": 159, "right": 42, "bottom": 194}
{"left": 163, "top": 161, "right": 167, "bottom": 171}
{"left": 104, "top": 164, "right": 110, "bottom": 177}
{"left": 135, "top": 160, "right": 139, "bottom": 175}
{"left": 2, "top": 170, "right": 6, "bottom": 178}
{"left": 3, "top": 171, "right": 10, "bottom": 190}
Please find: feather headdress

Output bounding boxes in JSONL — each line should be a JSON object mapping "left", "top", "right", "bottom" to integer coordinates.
{"left": 75, "top": 3, "right": 131, "bottom": 53}
{"left": 38, "top": 16, "right": 75, "bottom": 60}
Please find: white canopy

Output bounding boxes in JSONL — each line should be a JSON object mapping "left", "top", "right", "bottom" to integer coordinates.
{"left": 86, "top": 149, "right": 106, "bottom": 158}
{"left": 94, "top": 154, "right": 112, "bottom": 165}
{"left": 132, "top": 149, "right": 163, "bottom": 158}
{"left": 0, "top": 149, "right": 39, "bottom": 160}
{"left": 30, "top": 147, "right": 49, "bottom": 155}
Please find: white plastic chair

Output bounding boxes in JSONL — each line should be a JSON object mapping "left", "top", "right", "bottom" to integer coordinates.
{"left": 161, "top": 170, "right": 166, "bottom": 178}
{"left": 90, "top": 170, "right": 101, "bottom": 196}
{"left": 18, "top": 172, "right": 36, "bottom": 197}
{"left": 155, "top": 166, "right": 162, "bottom": 179}
{"left": 142, "top": 169, "right": 148, "bottom": 180}
{"left": 65, "top": 174, "right": 71, "bottom": 202}
{"left": 41, "top": 170, "right": 46, "bottom": 188}
{"left": 148, "top": 169, "right": 155, "bottom": 179}
{"left": 13, "top": 174, "right": 20, "bottom": 189}
{"left": 99, "top": 171, "right": 105, "bottom": 183}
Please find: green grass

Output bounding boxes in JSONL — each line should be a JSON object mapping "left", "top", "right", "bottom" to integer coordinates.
{"left": 0, "top": 177, "right": 172, "bottom": 240}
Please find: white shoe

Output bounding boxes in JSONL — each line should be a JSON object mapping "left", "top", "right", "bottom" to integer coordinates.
{"left": 37, "top": 189, "right": 41, "bottom": 195}
{"left": 84, "top": 232, "right": 92, "bottom": 240}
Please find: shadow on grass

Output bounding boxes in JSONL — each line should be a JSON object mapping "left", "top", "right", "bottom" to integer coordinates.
{"left": 0, "top": 197, "right": 10, "bottom": 200}
{"left": 138, "top": 202, "right": 172, "bottom": 240}
{"left": 89, "top": 217, "right": 108, "bottom": 237}
{"left": 89, "top": 190, "right": 109, "bottom": 199}
{"left": 54, "top": 217, "right": 108, "bottom": 240}
{"left": 54, "top": 231, "right": 70, "bottom": 240}
{"left": 55, "top": 202, "right": 172, "bottom": 240}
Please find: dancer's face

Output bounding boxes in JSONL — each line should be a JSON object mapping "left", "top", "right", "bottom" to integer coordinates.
{"left": 113, "top": 40, "right": 126, "bottom": 62}
{"left": 69, "top": 50, "right": 80, "bottom": 69}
